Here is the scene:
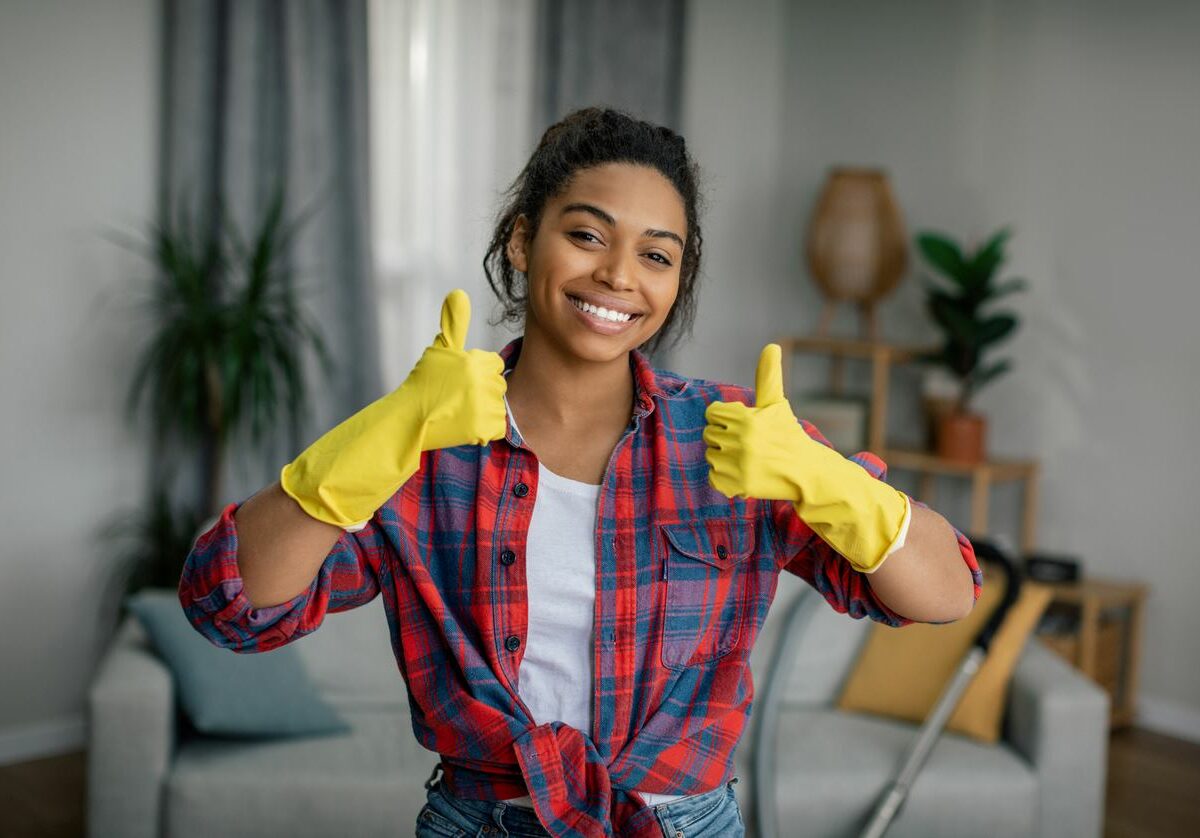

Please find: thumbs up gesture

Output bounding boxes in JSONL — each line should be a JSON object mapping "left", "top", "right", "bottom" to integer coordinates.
{"left": 703, "top": 343, "right": 911, "bottom": 573}
{"left": 280, "top": 289, "right": 507, "bottom": 529}
{"left": 703, "top": 343, "right": 807, "bottom": 502}
{"left": 410, "top": 289, "right": 508, "bottom": 452}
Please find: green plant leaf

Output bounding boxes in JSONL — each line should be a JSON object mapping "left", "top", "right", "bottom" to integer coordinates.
{"left": 972, "top": 357, "right": 1014, "bottom": 393}
{"left": 916, "top": 232, "right": 968, "bottom": 284}
{"left": 966, "top": 227, "right": 1011, "bottom": 289}
{"left": 929, "top": 292, "right": 977, "bottom": 342}
{"left": 977, "top": 312, "right": 1018, "bottom": 346}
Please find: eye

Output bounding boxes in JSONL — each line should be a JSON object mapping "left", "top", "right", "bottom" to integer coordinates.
{"left": 646, "top": 252, "right": 672, "bottom": 266}
{"left": 569, "top": 231, "right": 601, "bottom": 244}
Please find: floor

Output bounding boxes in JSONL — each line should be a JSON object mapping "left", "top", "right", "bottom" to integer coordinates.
{"left": 0, "top": 727, "right": 1197, "bottom": 836}
{"left": 1103, "top": 727, "right": 1200, "bottom": 837}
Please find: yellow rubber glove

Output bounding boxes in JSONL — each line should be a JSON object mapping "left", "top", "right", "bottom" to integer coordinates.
{"left": 703, "top": 343, "right": 910, "bottom": 573}
{"left": 280, "top": 289, "right": 507, "bottom": 529}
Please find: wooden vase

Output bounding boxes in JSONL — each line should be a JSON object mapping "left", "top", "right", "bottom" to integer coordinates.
{"left": 936, "top": 412, "right": 988, "bottom": 464}
{"left": 805, "top": 167, "right": 908, "bottom": 341}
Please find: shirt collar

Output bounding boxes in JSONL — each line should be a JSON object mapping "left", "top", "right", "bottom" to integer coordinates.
{"left": 497, "top": 336, "right": 688, "bottom": 427}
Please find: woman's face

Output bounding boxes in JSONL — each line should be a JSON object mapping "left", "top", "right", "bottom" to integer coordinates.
{"left": 507, "top": 162, "right": 686, "bottom": 364}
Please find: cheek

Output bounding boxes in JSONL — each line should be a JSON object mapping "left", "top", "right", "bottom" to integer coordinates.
{"left": 654, "top": 276, "right": 682, "bottom": 314}
{"left": 534, "top": 237, "right": 591, "bottom": 276}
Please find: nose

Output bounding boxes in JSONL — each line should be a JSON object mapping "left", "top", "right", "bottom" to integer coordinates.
{"left": 593, "top": 247, "right": 636, "bottom": 291}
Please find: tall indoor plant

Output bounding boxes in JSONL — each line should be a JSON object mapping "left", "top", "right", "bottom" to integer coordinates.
{"left": 101, "top": 186, "right": 334, "bottom": 596}
{"left": 915, "top": 227, "right": 1027, "bottom": 462}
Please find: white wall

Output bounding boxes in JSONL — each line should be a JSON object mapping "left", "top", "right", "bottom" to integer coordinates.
{"left": 970, "top": 0, "right": 1200, "bottom": 737}
{"left": 682, "top": 0, "right": 1200, "bottom": 739}
{"left": 0, "top": 0, "right": 159, "bottom": 763}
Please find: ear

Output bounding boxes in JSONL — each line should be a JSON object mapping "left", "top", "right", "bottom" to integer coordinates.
{"left": 506, "top": 214, "right": 530, "bottom": 274}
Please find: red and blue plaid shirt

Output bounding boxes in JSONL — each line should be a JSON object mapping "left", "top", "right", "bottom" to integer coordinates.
{"left": 179, "top": 335, "right": 982, "bottom": 837}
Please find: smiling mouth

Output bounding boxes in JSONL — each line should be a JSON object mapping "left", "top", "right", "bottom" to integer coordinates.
{"left": 566, "top": 294, "right": 642, "bottom": 324}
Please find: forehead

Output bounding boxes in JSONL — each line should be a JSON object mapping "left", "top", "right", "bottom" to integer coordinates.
{"left": 548, "top": 163, "right": 687, "bottom": 237}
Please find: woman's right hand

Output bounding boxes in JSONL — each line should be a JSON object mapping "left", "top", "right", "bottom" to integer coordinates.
{"left": 279, "top": 289, "right": 507, "bottom": 529}
{"left": 405, "top": 289, "right": 508, "bottom": 452}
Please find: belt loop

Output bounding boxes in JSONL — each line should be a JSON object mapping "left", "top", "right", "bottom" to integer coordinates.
{"left": 424, "top": 761, "right": 444, "bottom": 790}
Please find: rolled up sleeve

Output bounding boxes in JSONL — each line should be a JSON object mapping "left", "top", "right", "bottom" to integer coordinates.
{"left": 178, "top": 500, "right": 388, "bottom": 652}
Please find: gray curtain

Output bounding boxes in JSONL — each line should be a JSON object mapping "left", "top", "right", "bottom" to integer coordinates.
{"left": 158, "top": 0, "right": 379, "bottom": 506}
{"left": 536, "top": 0, "right": 687, "bottom": 132}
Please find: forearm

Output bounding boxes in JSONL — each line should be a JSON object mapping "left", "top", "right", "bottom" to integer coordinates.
{"left": 866, "top": 502, "right": 975, "bottom": 623}
{"left": 234, "top": 481, "right": 344, "bottom": 609}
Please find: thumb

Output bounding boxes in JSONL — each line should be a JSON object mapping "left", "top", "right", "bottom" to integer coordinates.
{"left": 434, "top": 289, "right": 470, "bottom": 351}
{"left": 754, "top": 343, "right": 785, "bottom": 407}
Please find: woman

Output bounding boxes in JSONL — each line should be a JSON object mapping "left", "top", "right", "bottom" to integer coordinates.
{"left": 180, "top": 108, "right": 981, "bottom": 838}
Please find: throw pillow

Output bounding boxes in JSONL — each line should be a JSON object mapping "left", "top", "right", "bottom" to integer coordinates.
{"left": 125, "top": 589, "right": 351, "bottom": 738}
{"left": 834, "top": 562, "right": 1053, "bottom": 743}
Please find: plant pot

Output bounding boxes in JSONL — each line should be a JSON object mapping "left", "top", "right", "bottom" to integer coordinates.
{"left": 935, "top": 411, "right": 987, "bottom": 464}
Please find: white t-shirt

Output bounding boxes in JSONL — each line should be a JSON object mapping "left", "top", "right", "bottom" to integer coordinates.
{"left": 501, "top": 395, "right": 692, "bottom": 809}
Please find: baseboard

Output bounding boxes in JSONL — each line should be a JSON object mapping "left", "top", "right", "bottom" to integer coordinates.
{"left": 0, "top": 715, "right": 86, "bottom": 767}
{"left": 1137, "top": 694, "right": 1200, "bottom": 745}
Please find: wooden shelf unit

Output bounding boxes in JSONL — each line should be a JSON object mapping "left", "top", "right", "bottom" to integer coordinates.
{"left": 881, "top": 448, "right": 1040, "bottom": 553}
{"left": 776, "top": 336, "right": 935, "bottom": 455}
{"left": 1036, "top": 578, "right": 1148, "bottom": 729}
{"left": 777, "top": 335, "right": 1041, "bottom": 551}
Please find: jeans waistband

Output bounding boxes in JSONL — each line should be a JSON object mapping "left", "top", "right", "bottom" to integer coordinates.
{"left": 426, "top": 760, "right": 738, "bottom": 819}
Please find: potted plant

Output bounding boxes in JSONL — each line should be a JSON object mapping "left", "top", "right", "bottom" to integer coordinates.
{"left": 100, "top": 186, "right": 334, "bottom": 602}
{"left": 914, "top": 227, "right": 1027, "bottom": 463}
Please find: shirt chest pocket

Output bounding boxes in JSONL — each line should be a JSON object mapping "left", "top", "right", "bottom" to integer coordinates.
{"left": 658, "top": 519, "right": 756, "bottom": 670}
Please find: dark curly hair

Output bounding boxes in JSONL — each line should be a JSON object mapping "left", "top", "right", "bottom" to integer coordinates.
{"left": 483, "top": 107, "right": 705, "bottom": 355}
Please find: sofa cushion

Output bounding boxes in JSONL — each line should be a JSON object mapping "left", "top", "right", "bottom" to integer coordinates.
{"left": 126, "top": 589, "right": 350, "bottom": 738}
{"left": 165, "top": 708, "right": 437, "bottom": 838}
{"left": 835, "top": 563, "right": 1053, "bottom": 743}
{"left": 767, "top": 706, "right": 1037, "bottom": 838}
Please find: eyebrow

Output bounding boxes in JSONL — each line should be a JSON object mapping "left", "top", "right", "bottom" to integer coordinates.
{"left": 560, "top": 202, "right": 685, "bottom": 249}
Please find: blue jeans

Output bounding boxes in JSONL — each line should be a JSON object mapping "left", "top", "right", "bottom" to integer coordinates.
{"left": 416, "top": 763, "right": 745, "bottom": 837}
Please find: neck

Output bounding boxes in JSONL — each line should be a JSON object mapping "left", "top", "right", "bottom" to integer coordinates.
{"left": 505, "top": 327, "right": 635, "bottom": 428}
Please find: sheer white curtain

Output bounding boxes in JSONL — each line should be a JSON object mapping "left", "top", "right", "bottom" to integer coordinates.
{"left": 367, "top": 0, "right": 536, "bottom": 386}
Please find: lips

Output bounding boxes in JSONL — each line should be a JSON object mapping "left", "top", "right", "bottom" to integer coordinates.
{"left": 566, "top": 293, "right": 642, "bottom": 334}
{"left": 567, "top": 295, "right": 635, "bottom": 322}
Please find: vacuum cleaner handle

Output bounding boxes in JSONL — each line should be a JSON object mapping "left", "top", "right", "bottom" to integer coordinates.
{"left": 969, "top": 536, "right": 1022, "bottom": 652}
{"left": 858, "top": 536, "right": 1023, "bottom": 838}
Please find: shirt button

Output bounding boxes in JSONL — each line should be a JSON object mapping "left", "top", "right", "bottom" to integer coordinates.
{"left": 513, "top": 481, "right": 530, "bottom": 497}
{"left": 716, "top": 544, "right": 728, "bottom": 560}
{"left": 505, "top": 635, "right": 521, "bottom": 652}
{"left": 499, "top": 549, "right": 516, "bottom": 566}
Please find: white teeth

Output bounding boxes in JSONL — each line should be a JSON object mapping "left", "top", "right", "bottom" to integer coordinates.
{"left": 570, "top": 295, "right": 633, "bottom": 323}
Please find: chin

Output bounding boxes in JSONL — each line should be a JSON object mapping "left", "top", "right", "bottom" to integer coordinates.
{"left": 561, "top": 330, "right": 645, "bottom": 364}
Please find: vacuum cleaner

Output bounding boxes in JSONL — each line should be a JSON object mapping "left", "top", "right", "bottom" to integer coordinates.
{"left": 752, "top": 537, "right": 1020, "bottom": 838}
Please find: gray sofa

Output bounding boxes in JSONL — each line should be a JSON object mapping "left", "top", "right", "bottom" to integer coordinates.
{"left": 87, "top": 572, "right": 1109, "bottom": 837}
{"left": 745, "top": 574, "right": 1110, "bottom": 838}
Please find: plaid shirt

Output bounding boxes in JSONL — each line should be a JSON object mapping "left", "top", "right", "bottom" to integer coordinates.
{"left": 179, "top": 335, "right": 982, "bottom": 837}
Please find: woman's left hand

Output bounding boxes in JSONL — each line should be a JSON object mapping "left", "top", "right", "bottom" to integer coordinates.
{"left": 703, "top": 343, "right": 910, "bottom": 574}
{"left": 702, "top": 343, "right": 810, "bottom": 503}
